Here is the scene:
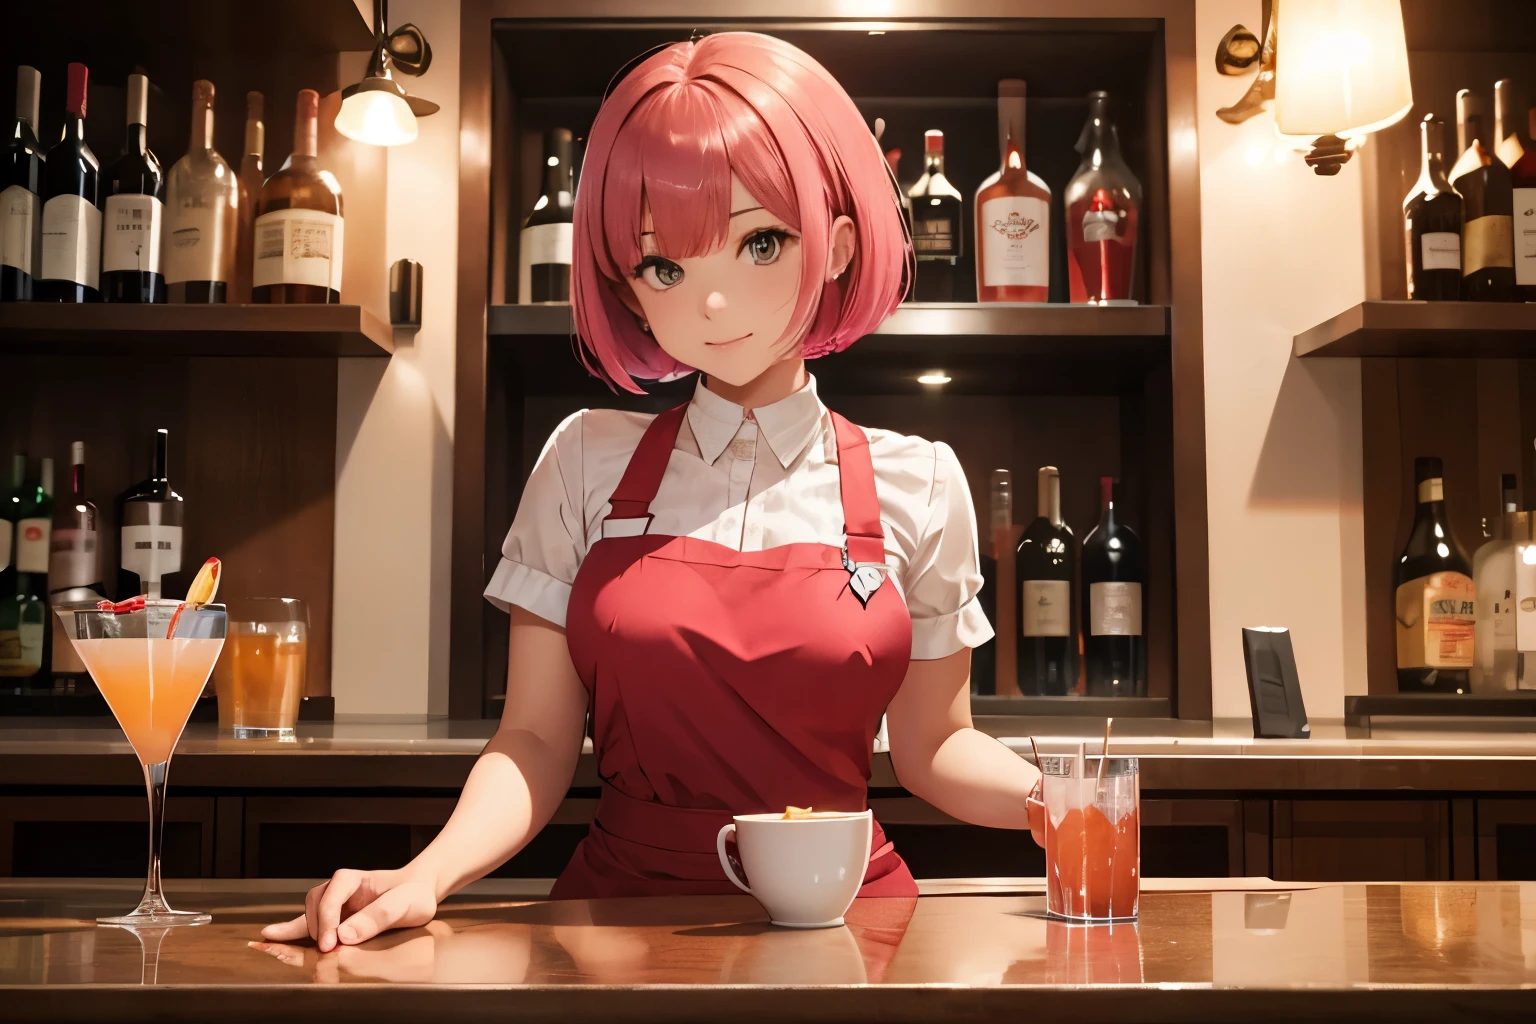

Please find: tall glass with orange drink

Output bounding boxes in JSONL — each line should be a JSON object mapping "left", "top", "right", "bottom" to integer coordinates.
{"left": 1041, "top": 753, "right": 1140, "bottom": 921}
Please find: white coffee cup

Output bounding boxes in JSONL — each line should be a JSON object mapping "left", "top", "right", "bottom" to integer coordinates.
{"left": 715, "top": 810, "right": 872, "bottom": 928}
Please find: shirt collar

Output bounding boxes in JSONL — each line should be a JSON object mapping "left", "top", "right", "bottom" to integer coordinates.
{"left": 687, "top": 375, "right": 825, "bottom": 469}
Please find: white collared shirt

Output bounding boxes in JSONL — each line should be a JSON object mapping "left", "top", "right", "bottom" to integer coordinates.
{"left": 484, "top": 375, "right": 993, "bottom": 660}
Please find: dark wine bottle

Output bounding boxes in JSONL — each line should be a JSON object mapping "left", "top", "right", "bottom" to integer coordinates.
{"left": 2, "top": 66, "right": 45, "bottom": 301}
{"left": 49, "top": 442, "right": 104, "bottom": 690}
{"left": 1510, "top": 106, "right": 1536, "bottom": 302}
{"left": 1081, "top": 476, "right": 1146, "bottom": 697}
{"left": 101, "top": 73, "right": 165, "bottom": 303}
{"left": 1452, "top": 90, "right": 1516, "bottom": 301}
{"left": 972, "top": 470, "right": 1011, "bottom": 696}
{"left": 1403, "top": 115, "right": 1464, "bottom": 301}
{"left": 519, "top": 127, "right": 575, "bottom": 303}
{"left": 908, "top": 130, "right": 964, "bottom": 301}
{"left": 1395, "top": 457, "right": 1475, "bottom": 693}
{"left": 117, "top": 429, "right": 186, "bottom": 601}
{"left": 1016, "top": 466, "right": 1076, "bottom": 695}
{"left": 36, "top": 63, "right": 100, "bottom": 303}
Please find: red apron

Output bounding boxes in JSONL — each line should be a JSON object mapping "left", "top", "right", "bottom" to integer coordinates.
{"left": 553, "top": 401, "right": 917, "bottom": 900}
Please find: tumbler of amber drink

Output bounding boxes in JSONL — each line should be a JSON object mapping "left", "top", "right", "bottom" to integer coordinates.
{"left": 218, "top": 598, "right": 307, "bottom": 738}
{"left": 1041, "top": 754, "right": 1139, "bottom": 921}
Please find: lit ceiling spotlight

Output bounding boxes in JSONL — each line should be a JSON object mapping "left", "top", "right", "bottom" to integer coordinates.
{"left": 917, "top": 371, "right": 952, "bottom": 386}
{"left": 335, "top": 0, "right": 439, "bottom": 147}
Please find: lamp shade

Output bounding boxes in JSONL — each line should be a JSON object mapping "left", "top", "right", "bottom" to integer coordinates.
{"left": 335, "top": 80, "right": 418, "bottom": 146}
{"left": 1274, "top": 0, "right": 1412, "bottom": 139}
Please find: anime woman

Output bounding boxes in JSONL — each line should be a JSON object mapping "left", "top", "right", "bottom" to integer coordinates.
{"left": 264, "top": 31, "right": 1044, "bottom": 952}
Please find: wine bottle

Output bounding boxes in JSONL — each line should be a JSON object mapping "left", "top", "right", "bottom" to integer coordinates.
{"left": 13, "top": 456, "right": 53, "bottom": 582}
{"left": 0, "top": 457, "right": 52, "bottom": 682}
{"left": 1452, "top": 90, "right": 1516, "bottom": 301}
{"left": 48, "top": 442, "right": 104, "bottom": 689}
{"left": 1017, "top": 466, "right": 1076, "bottom": 695}
{"left": 907, "top": 130, "right": 963, "bottom": 301}
{"left": 233, "top": 91, "right": 264, "bottom": 304}
{"left": 1403, "top": 115, "right": 1464, "bottom": 301}
{"left": 1494, "top": 79, "right": 1525, "bottom": 170}
{"left": 117, "top": 429, "right": 185, "bottom": 601}
{"left": 36, "top": 63, "right": 100, "bottom": 303}
{"left": 1065, "top": 91, "right": 1143, "bottom": 305}
{"left": 2, "top": 66, "right": 44, "bottom": 301}
{"left": 1395, "top": 457, "right": 1475, "bottom": 693}
{"left": 1473, "top": 473, "right": 1519, "bottom": 693}
{"left": 1511, "top": 106, "right": 1536, "bottom": 303}
{"left": 101, "top": 73, "right": 165, "bottom": 303}
{"left": 972, "top": 469, "right": 1010, "bottom": 696}
{"left": 164, "top": 80, "right": 238, "bottom": 303}
{"left": 975, "top": 80, "right": 1051, "bottom": 303}
{"left": 253, "top": 89, "right": 344, "bottom": 304}
{"left": 519, "top": 127, "right": 574, "bottom": 303}
{"left": 1081, "top": 476, "right": 1146, "bottom": 697}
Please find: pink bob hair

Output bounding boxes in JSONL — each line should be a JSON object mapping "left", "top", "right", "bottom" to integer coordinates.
{"left": 571, "top": 31, "right": 911, "bottom": 393}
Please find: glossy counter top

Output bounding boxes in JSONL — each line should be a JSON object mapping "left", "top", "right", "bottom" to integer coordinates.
{"left": 2, "top": 878, "right": 1533, "bottom": 1022}
{"left": 6, "top": 717, "right": 1536, "bottom": 791}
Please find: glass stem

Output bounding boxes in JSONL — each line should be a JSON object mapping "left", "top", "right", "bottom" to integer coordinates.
{"left": 142, "top": 759, "right": 169, "bottom": 908}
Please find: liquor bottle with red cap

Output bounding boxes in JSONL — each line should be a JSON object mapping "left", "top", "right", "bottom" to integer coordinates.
{"left": 1065, "top": 91, "right": 1142, "bottom": 305}
{"left": 975, "top": 79, "right": 1051, "bottom": 303}
{"left": 907, "top": 130, "right": 963, "bottom": 301}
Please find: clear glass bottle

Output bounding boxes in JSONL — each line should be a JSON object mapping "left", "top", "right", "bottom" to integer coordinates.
{"left": 164, "top": 80, "right": 238, "bottom": 303}
{"left": 1064, "top": 91, "right": 1142, "bottom": 305}
{"left": 1472, "top": 475, "right": 1519, "bottom": 692}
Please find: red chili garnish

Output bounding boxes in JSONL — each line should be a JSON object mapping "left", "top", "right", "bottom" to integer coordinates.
{"left": 101, "top": 596, "right": 148, "bottom": 614}
{"left": 166, "top": 602, "right": 188, "bottom": 640}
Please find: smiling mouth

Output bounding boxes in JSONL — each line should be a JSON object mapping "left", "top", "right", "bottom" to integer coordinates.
{"left": 705, "top": 333, "right": 754, "bottom": 348}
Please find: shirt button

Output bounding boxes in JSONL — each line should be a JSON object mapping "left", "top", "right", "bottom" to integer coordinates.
{"left": 728, "top": 439, "right": 756, "bottom": 460}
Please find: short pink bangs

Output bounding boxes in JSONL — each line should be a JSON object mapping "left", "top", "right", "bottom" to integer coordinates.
{"left": 571, "top": 31, "right": 911, "bottom": 392}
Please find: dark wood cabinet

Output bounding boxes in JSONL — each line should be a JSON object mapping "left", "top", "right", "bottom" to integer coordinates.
{"left": 1272, "top": 800, "right": 1452, "bottom": 882}
{"left": 1476, "top": 799, "right": 1536, "bottom": 880}
{"left": 0, "top": 796, "right": 215, "bottom": 878}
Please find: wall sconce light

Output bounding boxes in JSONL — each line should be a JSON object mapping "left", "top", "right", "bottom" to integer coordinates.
{"left": 1216, "top": 0, "right": 1413, "bottom": 175}
{"left": 336, "top": 0, "right": 439, "bottom": 147}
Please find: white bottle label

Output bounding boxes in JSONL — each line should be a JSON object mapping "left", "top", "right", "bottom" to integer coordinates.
{"left": 252, "top": 208, "right": 344, "bottom": 292}
{"left": 0, "top": 622, "right": 45, "bottom": 676}
{"left": 164, "top": 198, "right": 231, "bottom": 285}
{"left": 14, "top": 518, "right": 51, "bottom": 574}
{"left": 1021, "top": 580, "right": 1071, "bottom": 637}
{"left": 1516, "top": 545, "right": 1536, "bottom": 653}
{"left": 50, "top": 527, "right": 100, "bottom": 589}
{"left": 517, "top": 221, "right": 573, "bottom": 302}
{"left": 1082, "top": 208, "right": 1121, "bottom": 243}
{"left": 979, "top": 195, "right": 1048, "bottom": 287}
{"left": 1514, "top": 188, "right": 1536, "bottom": 286}
{"left": 1, "top": 184, "right": 37, "bottom": 275}
{"left": 1421, "top": 231, "right": 1461, "bottom": 272}
{"left": 102, "top": 194, "right": 164, "bottom": 274}
{"left": 1089, "top": 581, "right": 1142, "bottom": 636}
{"left": 0, "top": 521, "right": 11, "bottom": 571}
{"left": 121, "top": 524, "right": 183, "bottom": 588}
{"left": 40, "top": 193, "right": 101, "bottom": 287}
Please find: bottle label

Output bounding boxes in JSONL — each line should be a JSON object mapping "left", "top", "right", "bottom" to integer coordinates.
{"left": 1395, "top": 571, "right": 1475, "bottom": 669}
{"left": 0, "top": 521, "right": 11, "bottom": 571}
{"left": 1514, "top": 188, "right": 1536, "bottom": 286}
{"left": 39, "top": 193, "right": 101, "bottom": 287}
{"left": 253, "top": 208, "right": 344, "bottom": 292}
{"left": 0, "top": 622, "right": 45, "bottom": 677}
{"left": 1516, "top": 546, "right": 1536, "bottom": 653}
{"left": 50, "top": 527, "right": 101, "bottom": 590}
{"left": 102, "top": 194, "right": 164, "bottom": 274}
{"left": 121, "top": 524, "right": 184, "bottom": 585}
{"left": 1, "top": 184, "right": 37, "bottom": 275}
{"left": 1089, "top": 581, "right": 1142, "bottom": 636}
{"left": 912, "top": 206, "right": 960, "bottom": 259}
{"left": 518, "top": 222, "right": 573, "bottom": 302}
{"left": 1463, "top": 215, "right": 1515, "bottom": 275}
{"left": 164, "top": 196, "right": 233, "bottom": 285}
{"left": 1022, "top": 580, "right": 1071, "bottom": 637}
{"left": 1421, "top": 231, "right": 1461, "bottom": 271}
{"left": 980, "top": 196, "right": 1048, "bottom": 287}
{"left": 14, "top": 518, "right": 51, "bottom": 574}
{"left": 1082, "top": 208, "right": 1122, "bottom": 243}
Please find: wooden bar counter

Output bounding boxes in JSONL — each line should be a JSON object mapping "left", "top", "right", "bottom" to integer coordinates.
{"left": 2, "top": 877, "right": 1534, "bottom": 1022}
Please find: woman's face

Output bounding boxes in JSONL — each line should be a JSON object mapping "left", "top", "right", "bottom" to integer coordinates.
{"left": 622, "top": 175, "right": 846, "bottom": 388}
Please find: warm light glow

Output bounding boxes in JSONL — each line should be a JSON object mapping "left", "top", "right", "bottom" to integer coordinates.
{"left": 916, "top": 371, "right": 951, "bottom": 385}
{"left": 335, "top": 87, "right": 418, "bottom": 146}
{"left": 1275, "top": 0, "right": 1412, "bottom": 139}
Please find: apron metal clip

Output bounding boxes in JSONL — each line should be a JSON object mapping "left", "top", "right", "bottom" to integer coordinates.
{"left": 842, "top": 544, "right": 894, "bottom": 607}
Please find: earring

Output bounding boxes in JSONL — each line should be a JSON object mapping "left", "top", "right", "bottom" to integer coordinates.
{"left": 641, "top": 320, "right": 651, "bottom": 333}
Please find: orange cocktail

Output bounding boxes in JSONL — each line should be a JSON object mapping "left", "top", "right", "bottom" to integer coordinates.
{"left": 1041, "top": 754, "right": 1140, "bottom": 921}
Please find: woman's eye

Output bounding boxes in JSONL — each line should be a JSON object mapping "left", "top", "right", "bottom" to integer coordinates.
{"left": 740, "top": 231, "right": 785, "bottom": 266}
{"left": 637, "top": 258, "right": 683, "bottom": 290}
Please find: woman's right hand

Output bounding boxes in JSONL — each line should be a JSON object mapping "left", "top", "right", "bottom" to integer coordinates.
{"left": 259, "top": 866, "right": 440, "bottom": 952}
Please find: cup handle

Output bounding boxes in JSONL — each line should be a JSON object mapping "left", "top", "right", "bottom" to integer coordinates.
{"left": 716, "top": 823, "right": 752, "bottom": 895}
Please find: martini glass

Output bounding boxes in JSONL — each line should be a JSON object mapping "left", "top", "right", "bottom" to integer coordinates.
{"left": 59, "top": 600, "right": 226, "bottom": 926}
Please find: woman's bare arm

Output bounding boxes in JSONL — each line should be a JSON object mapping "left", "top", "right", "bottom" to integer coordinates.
{"left": 260, "top": 606, "right": 588, "bottom": 950}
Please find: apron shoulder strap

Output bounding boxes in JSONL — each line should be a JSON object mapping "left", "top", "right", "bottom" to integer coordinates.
{"left": 605, "top": 403, "right": 689, "bottom": 523}
{"left": 829, "top": 411, "right": 886, "bottom": 564}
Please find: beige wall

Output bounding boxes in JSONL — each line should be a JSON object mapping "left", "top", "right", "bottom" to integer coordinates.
{"left": 1195, "top": 0, "right": 1369, "bottom": 719}
{"left": 332, "top": 0, "right": 461, "bottom": 716}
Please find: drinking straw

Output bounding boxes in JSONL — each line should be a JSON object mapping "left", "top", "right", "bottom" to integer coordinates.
{"left": 1029, "top": 735, "right": 1043, "bottom": 771}
{"left": 1094, "top": 717, "right": 1114, "bottom": 796}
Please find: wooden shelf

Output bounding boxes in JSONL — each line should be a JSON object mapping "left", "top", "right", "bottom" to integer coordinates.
{"left": 1344, "top": 693, "right": 1536, "bottom": 726}
{"left": 0, "top": 304, "right": 393, "bottom": 358}
{"left": 489, "top": 302, "right": 1170, "bottom": 395}
{"left": 1293, "top": 300, "right": 1536, "bottom": 358}
{"left": 971, "top": 696, "right": 1172, "bottom": 718}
